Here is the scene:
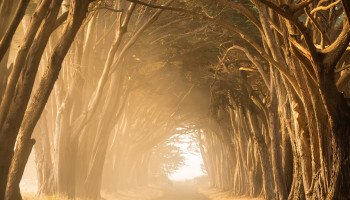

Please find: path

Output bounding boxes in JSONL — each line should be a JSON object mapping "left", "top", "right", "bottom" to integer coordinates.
{"left": 153, "top": 184, "right": 210, "bottom": 200}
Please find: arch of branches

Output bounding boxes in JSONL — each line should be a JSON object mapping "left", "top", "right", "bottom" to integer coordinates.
{"left": 0, "top": 0, "right": 350, "bottom": 200}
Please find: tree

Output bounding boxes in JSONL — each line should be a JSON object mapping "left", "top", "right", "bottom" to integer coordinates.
{"left": 0, "top": 0, "right": 91, "bottom": 199}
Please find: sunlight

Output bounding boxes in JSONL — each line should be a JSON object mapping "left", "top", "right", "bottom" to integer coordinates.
{"left": 169, "top": 152, "right": 205, "bottom": 181}
{"left": 2, "top": 1, "right": 348, "bottom": 199}
{"left": 169, "top": 134, "right": 206, "bottom": 181}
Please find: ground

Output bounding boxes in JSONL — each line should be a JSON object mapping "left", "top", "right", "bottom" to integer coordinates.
{"left": 23, "top": 182, "right": 263, "bottom": 200}
{"left": 153, "top": 184, "right": 209, "bottom": 200}
{"left": 199, "top": 188, "right": 263, "bottom": 200}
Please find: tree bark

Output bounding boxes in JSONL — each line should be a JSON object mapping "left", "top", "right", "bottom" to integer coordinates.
{"left": 247, "top": 111, "right": 274, "bottom": 199}
{"left": 268, "top": 77, "right": 288, "bottom": 200}
{"left": 5, "top": 1, "right": 90, "bottom": 199}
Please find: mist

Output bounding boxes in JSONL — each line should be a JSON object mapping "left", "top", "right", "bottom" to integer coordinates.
{"left": 1, "top": 0, "right": 350, "bottom": 200}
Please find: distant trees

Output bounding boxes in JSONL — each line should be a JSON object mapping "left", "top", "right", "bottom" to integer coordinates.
{"left": 101, "top": 61, "right": 207, "bottom": 192}
{"left": 149, "top": 137, "right": 186, "bottom": 180}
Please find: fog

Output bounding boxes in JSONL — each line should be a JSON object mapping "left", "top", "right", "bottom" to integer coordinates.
{"left": 14, "top": 4, "right": 213, "bottom": 198}
{"left": 1, "top": 1, "right": 350, "bottom": 200}
{"left": 169, "top": 134, "right": 205, "bottom": 181}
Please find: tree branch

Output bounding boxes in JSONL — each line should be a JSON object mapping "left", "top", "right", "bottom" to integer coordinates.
{"left": 229, "top": 45, "right": 271, "bottom": 91}
{"left": 0, "top": 0, "right": 30, "bottom": 62}
{"left": 52, "top": 11, "right": 69, "bottom": 31}
{"left": 321, "top": 19, "right": 350, "bottom": 71}
{"left": 292, "top": 0, "right": 315, "bottom": 12}
{"left": 126, "top": 0, "right": 302, "bottom": 97}
{"left": 290, "top": 43, "right": 317, "bottom": 84}
{"left": 214, "top": 0, "right": 263, "bottom": 33}
{"left": 305, "top": 7, "right": 331, "bottom": 46}
{"left": 310, "top": 0, "right": 341, "bottom": 14}
{"left": 95, "top": 6, "right": 123, "bottom": 13}
{"left": 254, "top": 0, "right": 318, "bottom": 60}
{"left": 336, "top": 68, "right": 350, "bottom": 90}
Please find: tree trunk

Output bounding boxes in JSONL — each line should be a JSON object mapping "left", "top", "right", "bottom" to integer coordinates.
{"left": 5, "top": 1, "right": 90, "bottom": 198}
{"left": 319, "top": 69, "right": 350, "bottom": 200}
{"left": 268, "top": 78, "right": 288, "bottom": 200}
{"left": 247, "top": 111, "right": 274, "bottom": 199}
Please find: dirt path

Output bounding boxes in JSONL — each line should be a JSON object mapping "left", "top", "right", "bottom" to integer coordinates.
{"left": 152, "top": 185, "right": 210, "bottom": 200}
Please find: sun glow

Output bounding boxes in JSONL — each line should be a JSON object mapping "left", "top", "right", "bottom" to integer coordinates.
{"left": 169, "top": 134, "right": 206, "bottom": 181}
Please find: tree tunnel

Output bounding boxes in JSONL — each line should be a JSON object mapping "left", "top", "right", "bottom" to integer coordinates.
{"left": 0, "top": 0, "right": 350, "bottom": 200}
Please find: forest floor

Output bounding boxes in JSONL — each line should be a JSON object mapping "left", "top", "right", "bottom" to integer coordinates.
{"left": 109, "top": 183, "right": 264, "bottom": 200}
{"left": 105, "top": 183, "right": 263, "bottom": 200}
{"left": 23, "top": 186, "right": 162, "bottom": 200}
{"left": 152, "top": 184, "right": 209, "bottom": 200}
{"left": 199, "top": 188, "right": 263, "bottom": 200}
{"left": 104, "top": 186, "right": 163, "bottom": 200}
{"left": 23, "top": 183, "right": 263, "bottom": 200}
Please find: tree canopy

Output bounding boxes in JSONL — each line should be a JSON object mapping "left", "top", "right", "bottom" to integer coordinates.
{"left": 0, "top": 0, "right": 350, "bottom": 199}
